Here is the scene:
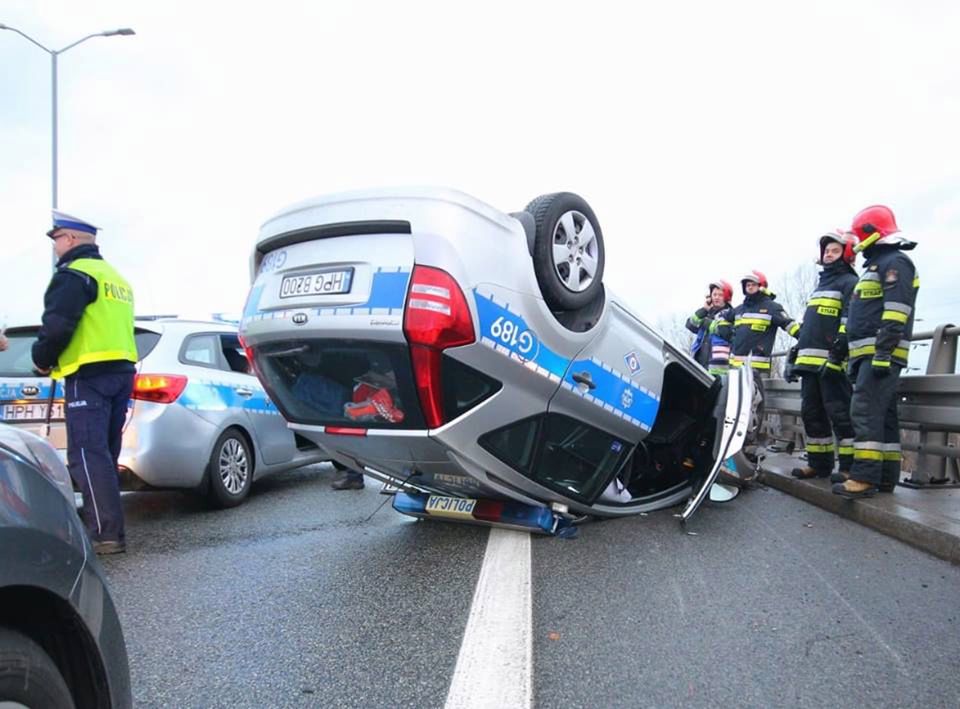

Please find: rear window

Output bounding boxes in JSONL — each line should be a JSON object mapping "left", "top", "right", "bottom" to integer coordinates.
{"left": 0, "top": 327, "right": 160, "bottom": 377}
{"left": 0, "top": 329, "right": 40, "bottom": 377}
{"left": 252, "top": 340, "right": 426, "bottom": 429}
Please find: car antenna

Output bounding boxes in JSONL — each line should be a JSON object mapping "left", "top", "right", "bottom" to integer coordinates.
{"left": 363, "top": 468, "right": 421, "bottom": 523}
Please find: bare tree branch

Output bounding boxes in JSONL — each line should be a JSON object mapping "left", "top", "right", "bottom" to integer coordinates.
{"left": 771, "top": 262, "right": 819, "bottom": 376}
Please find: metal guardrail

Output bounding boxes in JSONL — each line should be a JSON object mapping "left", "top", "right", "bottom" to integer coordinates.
{"left": 763, "top": 323, "right": 960, "bottom": 487}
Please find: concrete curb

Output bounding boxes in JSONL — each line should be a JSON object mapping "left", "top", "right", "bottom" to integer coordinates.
{"left": 760, "top": 455, "right": 960, "bottom": 566}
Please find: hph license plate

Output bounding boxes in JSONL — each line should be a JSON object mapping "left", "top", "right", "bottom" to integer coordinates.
{"left": 279, "top": 268, "right": 354, "bottom": 298}
{"left": 425, "top": 495, "right": 477, "bottom": 519}
{"left": 1, "top": 401, "right": 65, "bottom": 422}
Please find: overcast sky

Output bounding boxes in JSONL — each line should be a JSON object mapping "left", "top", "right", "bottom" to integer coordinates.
{"left": 2, "top": 1, "right": 958, "bottom": 342}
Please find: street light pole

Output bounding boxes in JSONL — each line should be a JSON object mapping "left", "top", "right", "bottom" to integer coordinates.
{"left": 52, "top": 49, "right": 58, "bottom": 208}
{"left": 0, "top": 23, "right": 135, "bottom": 261}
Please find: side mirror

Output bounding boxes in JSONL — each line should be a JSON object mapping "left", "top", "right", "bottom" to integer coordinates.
{"left": 708, "top": 483, "right": 740, "bottom": 503}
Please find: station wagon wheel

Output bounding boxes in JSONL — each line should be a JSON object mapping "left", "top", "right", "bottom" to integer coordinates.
{"left": 525, "top": 192, "right": 606, "bottom": 311}
{"left": 207, "top": 428, "right": 253, "bottom": 508}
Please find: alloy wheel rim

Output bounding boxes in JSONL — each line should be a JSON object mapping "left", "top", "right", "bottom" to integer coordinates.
{"left": 550, "top": 210, "right": 599, "bottom": 293}
{"left": 218, "top": 438, "right": 249, "bottom": 495}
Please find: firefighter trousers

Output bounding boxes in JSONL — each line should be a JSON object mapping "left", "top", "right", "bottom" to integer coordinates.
{"left": 800, "top": 370, "right": 855, "bottom": 474}
{"left": 848, "top": 359, "right": 902, "bottom": 488}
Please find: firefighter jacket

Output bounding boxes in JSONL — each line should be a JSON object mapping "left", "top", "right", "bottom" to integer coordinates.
{"left": 793, "top": 260, "right": 859, "bottom": 374}
{"left": 685, "top": 305, "right": 731, "bottom": 373}
{"left": 713, "top": 290, "right": 799, "bottom": 371}
{"left": 846, "top": 243, "right": 919, "bottom": 369}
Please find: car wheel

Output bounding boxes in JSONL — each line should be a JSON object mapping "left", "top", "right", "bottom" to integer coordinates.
{"left": 207, "top": 428, "right": 253, "bottom": 508}
{"left": 0, "top": 626, "right": 75, "bottom": 709}
{"left": 524, "top": 192, "right": 605, "bottom": 311}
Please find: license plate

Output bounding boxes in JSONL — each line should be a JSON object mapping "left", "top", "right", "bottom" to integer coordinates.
{"left": 1, "top": 401, "right": 65, "bottom": 422}
{"left": 279, "top": 268, "right": 354, "bottom": 298}
{"left": 425, "top": 495, "right": 477, "bottom": 519}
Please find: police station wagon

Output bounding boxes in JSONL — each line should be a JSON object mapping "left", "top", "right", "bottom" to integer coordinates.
{"left": 239, "top": 188, "right": 753, "bottom": 530}
{"left": 0, "top": 319, "right": 326, "bottom": 507}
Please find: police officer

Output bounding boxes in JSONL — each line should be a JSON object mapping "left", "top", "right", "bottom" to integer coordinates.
{"left": 833, "top": 205, "right": 919, "bottom": 499}
{"left": 685, "top": 279, "right": 733, "bottom": 374}
{"left": 32, "top": 210, "right": 137, "bottom": 554}
{"left": 789, "top": 232, "right": 858, "bottom": 479}
{"left": 713, "top": 271, "right": 799, "bottom": 448}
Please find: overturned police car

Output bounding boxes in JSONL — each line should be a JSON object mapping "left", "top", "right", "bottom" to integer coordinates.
{"left": 239, "top": 188, "right": 753, "bottom": 532}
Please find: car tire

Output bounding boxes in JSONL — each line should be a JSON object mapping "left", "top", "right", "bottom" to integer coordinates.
{"left": 0, "top": 626, "right": 75, "bottom": 709}
{"left": 524, "top": 192, "right": 605, "bottom": 311}
{"left": 207, "top": 428, "right": 254, "bottom": 508}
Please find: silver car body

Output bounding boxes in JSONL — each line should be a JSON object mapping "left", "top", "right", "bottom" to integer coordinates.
{"left": 0, "top": 320, "right": 326, "bottom": 492}
{"left": 240, "top": 188, "right": 751, "bottom": 519}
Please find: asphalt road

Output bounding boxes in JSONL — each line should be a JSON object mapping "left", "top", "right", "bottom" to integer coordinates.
{"left": 101, "top": 465, "right": 960, "bottom": 708}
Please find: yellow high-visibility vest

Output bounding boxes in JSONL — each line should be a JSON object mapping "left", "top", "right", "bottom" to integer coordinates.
{"left": 52, "top": 258, "right": 137, "bottom": 379}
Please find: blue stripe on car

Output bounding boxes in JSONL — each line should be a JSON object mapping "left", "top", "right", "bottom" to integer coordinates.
{"left": 473, "top": 290, "right": 659, "bottom": 430}
{"left": 563, "top": 359, "right": 660, "bottom": 431}
{"left": 474, "top": 290, "right": 567, "bottom": 378}
{"left": 178, "top": 381, "right": 280, "bottom": 416}
{"left": 0, "top": 381, "right": 65, "bottom": 401}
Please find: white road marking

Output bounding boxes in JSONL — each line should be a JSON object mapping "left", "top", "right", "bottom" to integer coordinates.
{"left": 445, "top": 528, "right": 532, "bottom": 709}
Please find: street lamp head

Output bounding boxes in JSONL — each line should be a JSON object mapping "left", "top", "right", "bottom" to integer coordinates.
{"left": 103, "top": 28, "right": 136, "bottom": 37}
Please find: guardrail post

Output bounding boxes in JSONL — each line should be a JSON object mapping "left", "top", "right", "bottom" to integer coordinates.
{"left": 926, "top": 323, "right": 958, "bottom": 376}
{"left": 916, "top": 324, "right": 957, "bottom": 483}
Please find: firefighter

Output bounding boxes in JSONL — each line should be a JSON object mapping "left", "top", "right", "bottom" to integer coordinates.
{"left": 685, "top": 279, "right": 733, "bottom": 374}
{"left": 833, "top": 205, "right": 919, "bottom": 499}
{"left": 713, "top": 271, "right": 799, "bottom": 447}
{"left": 789, "top": 231, "right": 859, "bottom": 479}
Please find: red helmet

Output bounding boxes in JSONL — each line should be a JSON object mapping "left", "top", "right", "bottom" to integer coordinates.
{"left": 819, "top": 230, "right": 857, "bottom": 265}
{"left": 850, "top": 205, "right": 899, "bottom": 241}
{"left": 708, "top": 279, "right": 733, "bottom": 303}
{"left": 740, "top": 270, "right": 767, "bottom": 294}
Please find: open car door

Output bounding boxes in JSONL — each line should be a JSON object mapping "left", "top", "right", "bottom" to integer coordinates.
{"left": 679, "top": 363, "right": 753, "bottom": 522}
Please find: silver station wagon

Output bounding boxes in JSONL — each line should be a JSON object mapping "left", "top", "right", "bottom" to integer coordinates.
{"left": 0, "top": 319, "right": 326, "bottom": 507}
{"left": 240, "top": 188, "right": 753, "bottom": 532}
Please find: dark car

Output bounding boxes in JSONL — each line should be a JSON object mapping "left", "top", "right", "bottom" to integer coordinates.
{"left": 0, "top": 423, "right": 131, "bottom": 708}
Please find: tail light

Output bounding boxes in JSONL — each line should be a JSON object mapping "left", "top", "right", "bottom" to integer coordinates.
{"left": 132, "top": 374, "right": 188, "bottom": 404}
{"left": 243, "top": 345, "right": 261, "bottom": 377}
{"left": 403, "top": 265, "right": 475, "bottom": 428}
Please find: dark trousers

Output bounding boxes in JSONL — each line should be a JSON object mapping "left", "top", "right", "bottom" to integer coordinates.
{"left": 64, "top": 372, "right": 134, "bottom": 543}
{"left": 849, "top": 359, "right": 902, "bottom": 487}
{"left": 800, "top": 371, "right": 855, "bottom": 473}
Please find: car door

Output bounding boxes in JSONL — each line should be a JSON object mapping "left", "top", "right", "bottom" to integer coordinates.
{"left": 216, "top": 332, "right": 295, "bottom": 466}
{"left": 547, "top": 302, "right": 665, "bottom": 444}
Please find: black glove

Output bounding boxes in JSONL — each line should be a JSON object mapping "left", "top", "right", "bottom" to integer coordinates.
{"left": 872, "top": 354, "right": 892, "bottom": 378}
{"left": 782, "top": 345, "right": 798, "bottom": 383}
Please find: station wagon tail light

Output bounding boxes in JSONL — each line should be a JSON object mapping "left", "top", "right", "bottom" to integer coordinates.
{"left": 133, "top": 374, "right": 188, "bottom": 404}
{"left": 403, "top": 265, "right": 475, "bottom": 428}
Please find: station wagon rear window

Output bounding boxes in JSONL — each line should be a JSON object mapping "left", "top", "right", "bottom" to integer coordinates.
{"left": 252, "top": 340, "right": 426, "bottom": 429}
{"left": 0, "top": 327, "right": 160, "bottom": 377}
